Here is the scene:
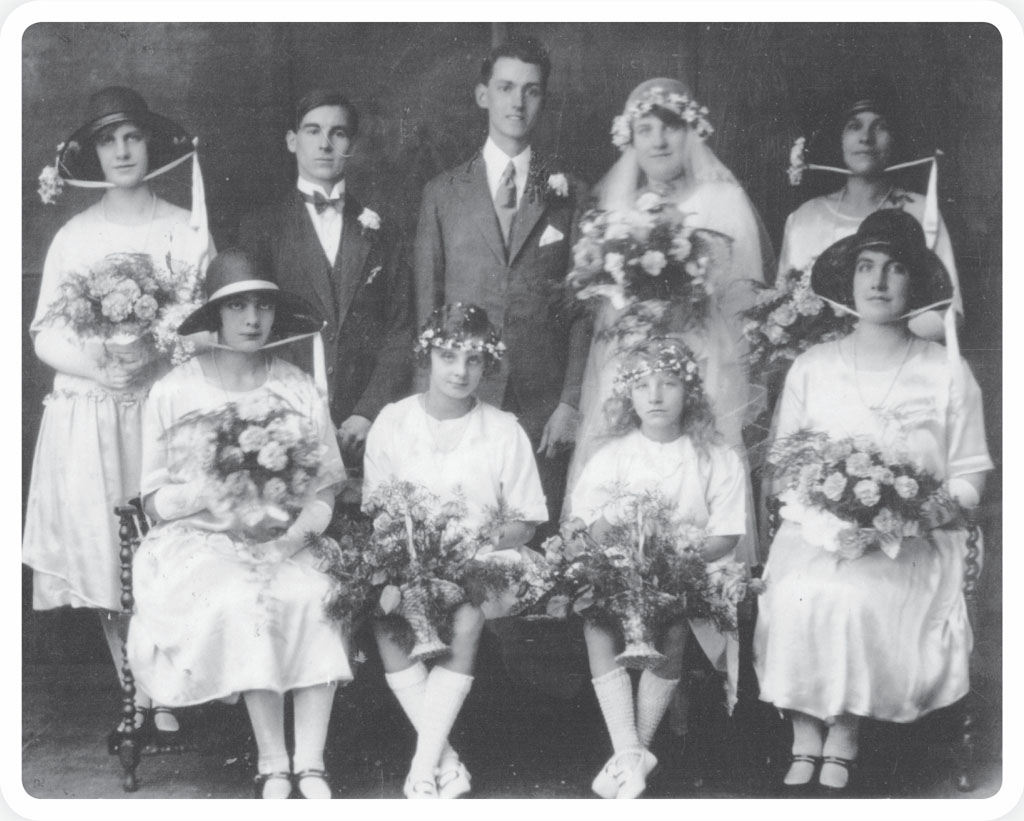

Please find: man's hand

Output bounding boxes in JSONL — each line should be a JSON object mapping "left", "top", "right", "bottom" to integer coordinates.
{"left": 337, "top": 415, "right": 372, "bottom": 462}
{"left": 538, "top": 402, "right": 578, "bottom": 458}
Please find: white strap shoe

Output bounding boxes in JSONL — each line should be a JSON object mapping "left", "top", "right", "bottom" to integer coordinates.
{"left": 436, "top": 759, "right": 472, "bottom": 799}
{"left": 403, "top": 773, "right": 439, "bottom": 799}
{"left": 592, "top": 748, "right": 658, "bottom": 799}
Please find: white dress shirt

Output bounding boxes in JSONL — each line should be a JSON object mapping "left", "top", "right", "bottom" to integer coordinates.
{"left": 482, "top": 138, "right": 531, "bottom": 210}
{"left": 297, "top": 177, "right": 345, "bottom": 265}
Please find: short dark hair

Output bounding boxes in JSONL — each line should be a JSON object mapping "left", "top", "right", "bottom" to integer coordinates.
{"left": 479, "top": 36, "right": 551, "bottom": 90}
{"left": 292, "top": 89, "right": 359, "bottom": 137}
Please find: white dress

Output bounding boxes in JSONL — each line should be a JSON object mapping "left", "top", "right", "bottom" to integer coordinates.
{"left": 126, "top": 357, "right": 351, "bottom": 707}
{"left": 777, "top": 190, "right": 963, "bottom": 332}
{"left": 754, "top": 340, "right": 992, "bottom": 722}
{"left": 23, "top": 202, "right": 211, "bottom": 611}
{"left": 569, "top": 430, "right": 748, "bottom": 710}
{"left": 362, "top": 395, "right": 548, "bottom": 537}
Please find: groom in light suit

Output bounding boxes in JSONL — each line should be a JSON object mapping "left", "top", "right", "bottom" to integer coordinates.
{"left": 414, "top": 38, "right": 590, "bottom": 522}
{"left": 239, "top": 90, "right": 413, "bottom": 464}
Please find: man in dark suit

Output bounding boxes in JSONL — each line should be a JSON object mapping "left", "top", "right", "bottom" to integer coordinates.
{"left": 414, "top": 38, "right": 589, "bottom": 521}
{"left": 239, "top": 90, "right": 413, "bottom": 464}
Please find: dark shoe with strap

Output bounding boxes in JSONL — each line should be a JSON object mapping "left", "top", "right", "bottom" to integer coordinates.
{"left": 254, "top": 771, "right": 294, "bottom": 799}
{"left": 294, "top": 768, "right": 332, "bottom": 799}
{"left": 818, "top": 755, "right": 858, "bottom": 795}
{"left": 151, "top": 706, "right": 182, "bottom": 748}
{"left": 780, "top": 753, "right": 822, "bottom": 795}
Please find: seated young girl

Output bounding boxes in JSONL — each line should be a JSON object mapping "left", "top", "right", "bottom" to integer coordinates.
{"left": 362, "top": 303, "right": 548, "bottom": 799}
{"left": 567, "top": 337, "right": 748, "bottom": 799}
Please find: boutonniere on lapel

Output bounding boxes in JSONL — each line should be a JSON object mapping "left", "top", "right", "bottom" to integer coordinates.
{"left": 524, "top": 154, "right": 573, "bottom": 205}
{"left": 357, "top": 207, "right": 381, "bottom": 236}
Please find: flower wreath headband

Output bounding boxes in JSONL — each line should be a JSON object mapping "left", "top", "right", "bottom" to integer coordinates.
{"left": 413, "top": 305, "right": 507, "bottom": 362}
{"left": 613, "top": 342, "right": 702, "bottom": 396}
{"left": 611, "top": 86, "right": 714, "bottom": 150}
{"left": 786, "top": 136, "right": 944, "bottom": 253}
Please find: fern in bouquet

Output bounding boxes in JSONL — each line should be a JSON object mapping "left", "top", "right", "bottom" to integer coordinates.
{"left": 741, "top": 267, "right": 855, "bottom": 371}
{"left": 542, "top": 490, "right": 755, "bottom": 669}
{"left": 567, "top": 191, "right": 733, "bottom": 340}
{"left": 304, "top": 515, "right": 377, "bottom": 629}
{"left": 768, "top": 429, "right": 962, "bottom": 560}
{"left": 164, "top": 392, "right": 331, "bottom": 531}
{"left": 42, "top": 251, "right": 204, "bottom": 363}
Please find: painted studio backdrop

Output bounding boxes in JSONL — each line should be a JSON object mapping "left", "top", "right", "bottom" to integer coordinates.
{"left": 21, "top": 22, "right": 1001, "bottom": 665}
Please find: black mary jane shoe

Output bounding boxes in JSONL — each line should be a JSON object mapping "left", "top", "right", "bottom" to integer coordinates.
{"left": 254, "top": 771, "right": 294, "bottom": 799}
{"left": 151, "top": 706, "right": 183, "bottom": 748}
{"left": 294, "top": 768, "right": 332, "bottom": 799}
{"left": 106, "top": 708, "right": 152, "bottom": 755}
{"left": 817, "top": 755, "right": 858, "bottom": 796}
{"left": 779, "top": 754, "right": 822, "bottom": 796}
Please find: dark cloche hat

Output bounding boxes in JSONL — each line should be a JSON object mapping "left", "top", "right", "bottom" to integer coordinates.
{"left": 177, "top": 249, "right": 324, "bottom": 339}
{"left": 57, "top": 86, "right": 195, "bottom": 182}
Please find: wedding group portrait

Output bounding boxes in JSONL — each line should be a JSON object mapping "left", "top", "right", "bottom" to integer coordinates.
{"left": 18, "top": 17, "right": 1005, "bottom": 810}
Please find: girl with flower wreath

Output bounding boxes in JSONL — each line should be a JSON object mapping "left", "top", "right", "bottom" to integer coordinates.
{"left": 566, "top": 336, "right": 748, "bottom": 800}
{"left": 362, "top": 303, "right": 548, "bottom": 799}
{"left": 24, "top": 86, "right": 214, "bottom": 748}
{"left": 567, "top": 77, "right": 774, "bottom": 568}
{"left": 753, "top": 209, "right": 992, "bottom": 793}
{"left": 126, "top": 250, "right": 349, "bottom": 799}
{"left": 780, "top": 85, "right": 962, "bottom": 341}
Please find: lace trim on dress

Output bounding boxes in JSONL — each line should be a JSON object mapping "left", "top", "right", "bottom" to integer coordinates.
{"left": 44, "top": 387, "right": 147, "bottom": 406}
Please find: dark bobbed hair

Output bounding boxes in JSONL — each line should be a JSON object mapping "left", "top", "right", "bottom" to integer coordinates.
{"left": 415, "top": 303, "right": 504, "bottom": 375}
{"left": 479, "top": 36, "right": 551, "bottom": 90}
{"left": 292, "top": 89, "right": 360, "bottom": 137}
{"left": 601, "top": 338, "right": 721, "bottom": 453}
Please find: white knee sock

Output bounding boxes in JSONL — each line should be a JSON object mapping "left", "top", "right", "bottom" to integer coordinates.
{"left": 636, "top": 671, "right": 679, "bottom": 748}
{"left": 385, "top": 663, "right": 458, "bottom": 765}
{"left": 592, "top": 668, "right": 641, "bottom": 753}
{"left": 243, "top": 690, "right": 289, "bottom": 774}
{"left": 408, "top": 667, "right": 473, "bottom": 778}
{"left": 292, "top": 682, "right": 337, "bottom": 773}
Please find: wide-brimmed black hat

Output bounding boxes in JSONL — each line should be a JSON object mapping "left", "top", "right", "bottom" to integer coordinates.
{"left": 56, "top": 86, "right": 195, "bottom": 182}
{"left": 811, "top": 209, "right": 953, "bottom": 316}
{"left": 177, "top": 249, "right": 324, "bottom": 339}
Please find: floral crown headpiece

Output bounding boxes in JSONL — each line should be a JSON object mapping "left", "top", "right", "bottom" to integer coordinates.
{"left": 413, "top": 303, "right": 507, "bottom": 361}
{"left": 613, "top": 342, "right": 702, "bottom": 396}
{"left": 611, "top": 86, "right": 714, "bottom": 150}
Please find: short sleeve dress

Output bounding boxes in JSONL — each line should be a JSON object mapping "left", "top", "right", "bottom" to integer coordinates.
{"left": 125, "top": 357, "right": 351, "bottom": 707}
{"left": 362, "top": 395, "right": 548, "bottom": 537}
{"left": 568, "top": 429, "right": 749, "bottom": 710}
{"left": 753, "top": 339, "right": 992, "bottom": 722}
{"left": 23, "top": 201, "right": 211, "bottom": 611}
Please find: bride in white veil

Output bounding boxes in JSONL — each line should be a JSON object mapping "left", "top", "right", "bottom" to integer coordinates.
{"left": 565, "top": 78, "right": 774, "bottom": 567}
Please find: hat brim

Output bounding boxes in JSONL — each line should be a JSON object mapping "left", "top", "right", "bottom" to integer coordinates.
{"left": 177, "top": 289, "right": 324, "bottom": 340}
{"left": 57, "top": 110, "right": 193, "bottom": 183}
{"left": 810, "top": 233, "right": 954, "bottom": 314}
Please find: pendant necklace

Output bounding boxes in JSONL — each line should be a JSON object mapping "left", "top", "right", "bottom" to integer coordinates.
{"left": 420, "top": 394, "right": 475, "bottom": 456}
{"left": 851, "top": 335, "right": 915, "bottom": 414}
{"left": 211, "top": 347, "right": 269, "bottom": 401}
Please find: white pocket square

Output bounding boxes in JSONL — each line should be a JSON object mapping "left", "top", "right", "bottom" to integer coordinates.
{"left": 539, "top": 225, "right": 564, "bottom": 247}
{"left": 365, "top": 265, "right": 383, "bottom": 285}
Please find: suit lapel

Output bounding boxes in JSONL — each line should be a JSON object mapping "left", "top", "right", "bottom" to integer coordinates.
{"left": 287, "top": 192, "right": 338, "bottom": 327}
{"left": 462, "top": 156, "right": 508, "bottom": 265}
{"left": 334, "top": 197, "right": 373, "bottom": 324}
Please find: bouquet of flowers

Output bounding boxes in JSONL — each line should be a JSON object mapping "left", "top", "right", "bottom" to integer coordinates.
{"left": 768, "top": 430, "right": 961, "bottom": 560}
{"left": 42, "top": 251, "right": 204, "bottom": 364}
{"left": 165, "top": 393, "right": 328, "bottom": 530}
{"left": 742, "top": 267, "right": 855, "bottom": 372}
{"left": 541, "top": 490, "right": 754, "bottom": 669}
{"left": 567, "top": 191, "right": 732, "bottom": 339}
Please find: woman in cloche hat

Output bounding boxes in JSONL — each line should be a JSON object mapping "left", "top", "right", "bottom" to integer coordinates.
{"left": 24, "top": 86, "right": 214, "bottom": 750}
{"left": 754, "top": 209, "right": 992, "bottom": 794}
{"left": 125, "top": 249, "right": 349, "bottom": 799}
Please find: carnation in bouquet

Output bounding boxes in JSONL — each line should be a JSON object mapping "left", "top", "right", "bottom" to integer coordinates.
{"left": 742, "top": 267, "right": 855, "bottom": 373}
{"left": 768, "top": 429, "right": 962, "bottom": 560}
{"left": 42, "top": 251, "right": 204, "bottom": 365}
{"left": 567, "top": 191, "right": 732, "bottom": 340}
{"left": 542, "top": 490, "right": 755, "bottom": 669}
{"left": 165, "top": 392, "right": 329, "bottom": 532}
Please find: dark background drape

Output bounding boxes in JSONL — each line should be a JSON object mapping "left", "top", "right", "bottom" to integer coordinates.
{"left": 22, "top": 21, "right": 1002, "bottom": 661}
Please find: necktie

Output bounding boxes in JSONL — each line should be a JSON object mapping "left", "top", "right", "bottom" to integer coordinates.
{"left": 495, "top": 161, "right": 517, "bottom": 246}
{"left": 302, "top": 190, "right": 344, "bottom": 214}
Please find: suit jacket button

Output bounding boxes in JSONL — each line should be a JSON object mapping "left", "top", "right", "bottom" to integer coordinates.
{"left": 327, "top": 366, "right": 335, "bottom": 375}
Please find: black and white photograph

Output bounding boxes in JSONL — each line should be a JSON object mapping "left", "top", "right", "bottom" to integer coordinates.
{"left": 13, "top": 7, "right": 1015, "bottom": 816}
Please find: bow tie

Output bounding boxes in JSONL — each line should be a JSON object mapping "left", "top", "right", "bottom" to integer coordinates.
{"left": 302, "top": 190, "right": 344, "bottom": 214}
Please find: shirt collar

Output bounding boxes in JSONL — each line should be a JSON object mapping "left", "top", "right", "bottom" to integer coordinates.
{"left": 482, "top": 138, "right": 531, "bottom": 183}
{"left": 296, "top": 176, "right": 346, "bottom": 201}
